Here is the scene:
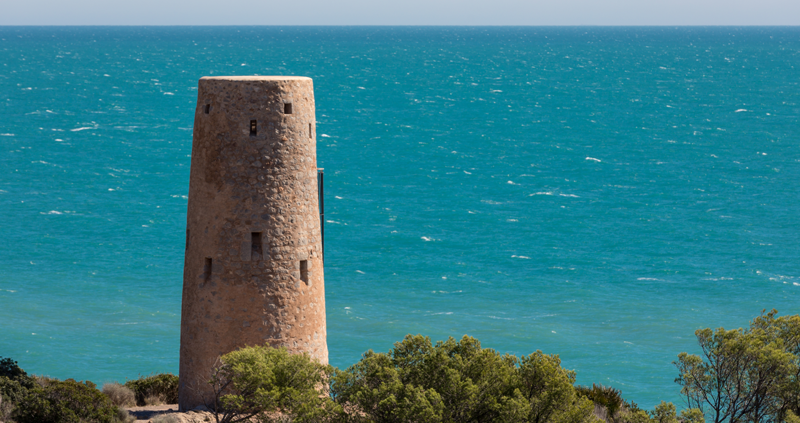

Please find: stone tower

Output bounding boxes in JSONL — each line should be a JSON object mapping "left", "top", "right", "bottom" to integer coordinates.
{"left": 178, "top": 76, "right": 327, "bottom": 410}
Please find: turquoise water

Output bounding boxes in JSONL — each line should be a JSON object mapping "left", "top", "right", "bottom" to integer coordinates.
{"left": 1, "top": 26, "right": 799, "bottom": 408}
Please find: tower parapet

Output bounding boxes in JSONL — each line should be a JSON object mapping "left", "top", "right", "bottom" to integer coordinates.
{"left": 178, "top": 76, "right": 326, "bottom": 410}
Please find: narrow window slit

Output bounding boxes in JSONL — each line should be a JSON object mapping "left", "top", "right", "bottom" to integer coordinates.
{"left": 300, "top": 260, "right": 309, "bottom": 283}
{"left": 204, "top": 104, "right": 210, "bottom": 114}
{"left": 203, "top": 257, "right": 212, "bottom": 280}
{"left": 309, "top": 123, "right": 313, "bottom": 139}
{"left": 284, "top": 103, "right": 293, "bottom": 114}
{"left": 251, "top": 232, "right": 262, "bottom": 261}
{"left": 250, "top": 120, "right": 257, "bottom": 136}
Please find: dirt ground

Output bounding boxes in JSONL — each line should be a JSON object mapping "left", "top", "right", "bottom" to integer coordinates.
{"left": 125, "top": 404, "right": 216, "bottom": 422}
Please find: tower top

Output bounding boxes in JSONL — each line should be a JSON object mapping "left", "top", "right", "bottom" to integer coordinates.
{"left": 200, "top": 75, "right": 312, "bottom": 82}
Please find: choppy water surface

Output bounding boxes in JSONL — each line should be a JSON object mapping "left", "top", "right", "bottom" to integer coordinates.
{"left": 1, "top": 26, "right": 798, "bottom": 407}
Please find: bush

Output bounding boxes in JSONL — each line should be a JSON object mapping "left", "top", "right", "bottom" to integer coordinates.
{"left": 331, "top": 334, "right": 597, "bottom": 423}
{"left": 208, "top": 344, "right": 341, "bottom": 423}
{"left": 124, "top": 373, "right": 179, "bottom": 406}
{"left": 102, "top": 382, "right": 136, "bottom": 408}
{"left": 576, "top": 384, "right": 625, "bottom": 419}
{"left": 12, "top": 378, "right": 127, "bottom": 423}
{"left": 0, "top": 356, "right": 38, "bottom": 421}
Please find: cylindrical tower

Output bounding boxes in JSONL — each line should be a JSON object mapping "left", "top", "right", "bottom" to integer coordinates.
{"left": 178, "top": 76, "right": 326, "bottom": 410}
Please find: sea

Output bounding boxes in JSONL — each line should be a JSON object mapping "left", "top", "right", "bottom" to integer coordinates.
{"left": 1, "top": 26, "right": 798, "bottom": 409}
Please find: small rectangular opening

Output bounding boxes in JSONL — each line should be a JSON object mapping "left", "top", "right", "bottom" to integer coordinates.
{"left": 204, "top": 104, "right": 210, "bottom": 114}
{"left": 250, "top": 120, "right": 257, "bottom": 136}
{"left": 251, "top": 232, "right": 262, "bottom": 261}
{"left": 204, "top": 257, "right": 212, "bottom": 279}
{"left": 309, "top": 123, "right": 313, "bottom": 139}
{"left": 300, "top": 260, "right": 309, "bottom": 283}
{"left": 284, "top": 103, "right": 293, "bottom": 114}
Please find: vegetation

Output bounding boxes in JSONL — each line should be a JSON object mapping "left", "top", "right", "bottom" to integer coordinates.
{"left": 331, "top": 334, "right": 597, "bottom": 423}
{"left": 124, "top": 373, "right": 179, "bottom": 406}
{"left": 12, "top": 378, "right": 129, "bottom": 423}
{"left": 207, "top": 345, "right": 341, "bottom": 423}
{"left": 675, "top": 309, "right": 800, "bottom": 423}
{"left": 2, "top": 309, "right": 798, "bottom": 423}
{"left": 101, "top": 382, "right": 136, "bottom": 408}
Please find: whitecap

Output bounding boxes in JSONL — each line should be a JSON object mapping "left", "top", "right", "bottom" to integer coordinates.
{"left": 356, "top": 270, "right": 365, "bottom": 274}
{"left": 530, "top": 192, "right": 553, "bottom": 196}
{"left": 481, "top": 200, "right": 503, "bottom": 204}
{"left": 47, "top": 210, "right": 63, "bottom": 215}
{"left": 511, "top": 255, "right": 531, "bottom": 259}
{"left": 559, "top": 194, "right": 579, "bottom": 198}
{"left": 490, "top": 89, "right": 503, "bottom": 93}
{"left": 0, "top": 134, "right": 14, "bottom": 136}
{"left": 421, "top": 236, "right": 436, "bottom": 242}
{"left": 357, "top": 87, "right": 365, "bottom": 90}
{"left": 735, "top": 109, "right": 748, "bottom": 113}
{"left": 586, "top": 157, "right": 602, "bottom": 162}
{"left": 507, "top": 181, "right": 516, "bottom": 185}
{"left": 70, "top": 126, "right": 97, "bottom": 132}
{"left": 163, "top": 92, "right": 174, "bottom": 95}
{"left": 507, "top": 219, "right": 518, "bottom": 222}
{"left": 335, "top": 196, "right": 342, "bottom": 199}
{"left": 321, "top": 134, "right": 331, "bottom": 138}
{"left": 637, "top": 278, "right": 660, "bottom": 281}
{"left": 464, "top": 171, "right": 472, "bottom": 174}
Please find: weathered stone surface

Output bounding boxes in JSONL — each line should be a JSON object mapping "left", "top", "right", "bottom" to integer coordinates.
{"left": 178, "top": 76, "right": 326, "bottom": 410}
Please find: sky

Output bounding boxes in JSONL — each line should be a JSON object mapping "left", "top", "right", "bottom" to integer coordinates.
{"left": 1, "top": 0, "right": 799, "bottom": 26}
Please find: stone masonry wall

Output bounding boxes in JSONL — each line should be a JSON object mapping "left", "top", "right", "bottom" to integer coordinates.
{"left": 178, "top": 76, "right": 326, "bottom": 411}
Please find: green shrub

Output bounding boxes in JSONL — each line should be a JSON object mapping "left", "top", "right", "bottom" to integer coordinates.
{"left": 208, "top": 344, "right": 341, "bottom": 423}
{"left": 679, "top": 408, "right": 705, "bottom": 423}
{"left": 12, "top": 378, "right": 126, "bottom": 423}
{"left": 332, "top": 334, "right": 597, "bottom": 423}
{"left": 124, "top": 373, "right": 179, "bottom": 406}
{"left": 102, "top": 382, "right": 136, "bottom": 408}
{"left": 0, "top": 356, "right": 38, "bottom": 421}
{"left": 576, "top": 384, "right": 625, "bottom": 418}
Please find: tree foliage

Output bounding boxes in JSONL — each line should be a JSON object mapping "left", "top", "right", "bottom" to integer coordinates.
{"left": 331, "top": 334, "right": 597, "bottom": 423}
{"left": 674, "top": 309, "right": 800, "bottom": 423}
{"left": 124, "top": 373, "right": 179, "bottom": 406}
{"left": 12, "top": 378, "right": 127, "bottom": 423}
{"left": 208, "top": 344, "right": 341, "bottom": 423}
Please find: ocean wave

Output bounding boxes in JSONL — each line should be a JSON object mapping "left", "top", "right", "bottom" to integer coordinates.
{"left": 70, "top": 125, "right": 98, "bottom": 132}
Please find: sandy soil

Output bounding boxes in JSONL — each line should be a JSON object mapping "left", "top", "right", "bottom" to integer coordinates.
{"left": 125, "top": 404, "right": 216, "bottom": 422}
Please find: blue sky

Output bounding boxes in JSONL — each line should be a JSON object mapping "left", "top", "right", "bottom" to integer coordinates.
{"left": 1, "top": 0, "right": 798, "bottom": 25}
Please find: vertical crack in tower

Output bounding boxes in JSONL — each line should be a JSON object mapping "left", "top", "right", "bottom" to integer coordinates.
{"left": 178, "top": 76, "right": 326, "bottom": 410}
